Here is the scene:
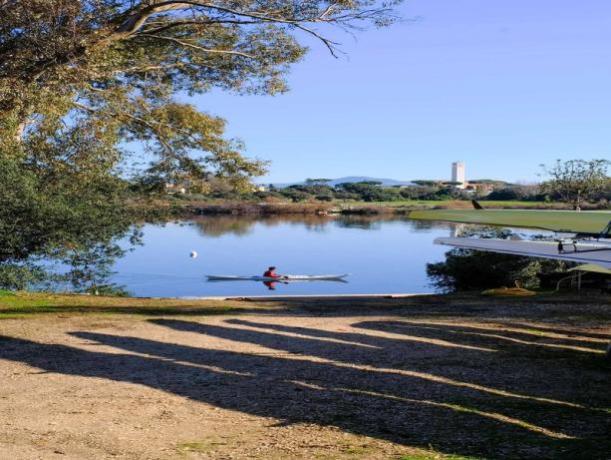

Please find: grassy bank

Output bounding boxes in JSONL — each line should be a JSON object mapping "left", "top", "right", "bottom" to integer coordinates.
{"left": 342, "top": 199, "right": 572, "bottom": 209}
{"left": 132, "top": 196, "right": 578, "bottom": 219}
{"left": 1, "top": 289, "right": 609, "bottom": 319}
{"left": 410, "top": 209, "right": 611, "bottom": 233}
{"left": 0, "top": 290, "right": 276, "bottom": 318}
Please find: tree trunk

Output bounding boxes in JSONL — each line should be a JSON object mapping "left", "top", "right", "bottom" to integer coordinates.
{"left": 14, "top": 121, "right": 26, "bottom": 142}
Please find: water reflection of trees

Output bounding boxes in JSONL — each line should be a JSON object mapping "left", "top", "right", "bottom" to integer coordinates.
{"left": 192, "top": 215, "right": 337, "bottom": 237}
{"left": 0, "top": 154, "right": 141, "bottom": 294}
{"left": 0, "top": 219, "right": 141, "bottom": 295}
{"left": 3, "top": 214, "right": 455, "bottom": 294}
{"left": 192, "top": 215, "right": 455, "bottom": 237}
{"left": 42, "top": 227, "right": 143, "bottom": 295}
{"left": 427, "top": 228, "right": 567, "bottom": 292}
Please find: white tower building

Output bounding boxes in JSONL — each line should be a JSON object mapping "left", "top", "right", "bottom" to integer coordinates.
{"left": 451, "top": 162, "right": 466, "bottom": 188}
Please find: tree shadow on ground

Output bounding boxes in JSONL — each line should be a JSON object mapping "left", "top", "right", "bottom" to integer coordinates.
{"left": 156, "top": 318, "right": 610, "bottom": 410}
{"left": 1, "top": 315, "right": 609, "bottom": 459}
{"left": 488, "top": 321, "right": 611, "bottom": 341}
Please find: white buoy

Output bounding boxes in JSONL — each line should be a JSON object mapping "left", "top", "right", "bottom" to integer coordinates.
{"left": 190, "top": 251, "right": 198, "bottom": 259}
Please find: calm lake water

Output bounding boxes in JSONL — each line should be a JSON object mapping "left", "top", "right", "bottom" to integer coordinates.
{"left": 102, "top": 216, "right": 459, "bottom": 297}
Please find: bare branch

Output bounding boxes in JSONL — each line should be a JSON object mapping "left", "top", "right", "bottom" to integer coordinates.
{"left": 136, "top": 33, "right": 256, "bottom": 59}
{"left": 114, "top": 1, "right": 346, "bottom": 56}
{"left": 141, "top": 19, "right": 261, "bottom": 35}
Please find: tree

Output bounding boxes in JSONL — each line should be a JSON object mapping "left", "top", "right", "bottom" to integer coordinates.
{"left": 427, "top": 228, "right": 568, "bottom": 292}
{"left": 426, "top": 249, "right": 566, "bottom": 292}
{"left": 0, "top": 153, "right": 134, "bottom": 290}
{"left": 305, "top": 178, "right": 332, "bottom": 185}
{"left": 541, "top": 159, "right": 610, "bottom": 210}
{"left": 336, "top": 182, "right": 399, "bottom": 201}
{"left": 0, "top": 0, "right": 398, "bottom": 187}
{"left": 0, "top": 1, "right": 400, "bottom": 280}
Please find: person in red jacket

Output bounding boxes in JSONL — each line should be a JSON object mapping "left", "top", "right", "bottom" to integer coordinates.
{"left": 263, "top": 266, "right": 280, "bottom": 279}
{"left": 263, "top": 266, "right": 284, "bottom": 290}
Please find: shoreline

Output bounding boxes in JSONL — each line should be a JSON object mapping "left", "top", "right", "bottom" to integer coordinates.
{"left": 2, "top": 289, "right": 608, "bottom": 315}
{"left": 178, "top": 293, "right": 433, "bottom": 301}
{"left": 132, "top": 198, "right": 582, "bottom": 219}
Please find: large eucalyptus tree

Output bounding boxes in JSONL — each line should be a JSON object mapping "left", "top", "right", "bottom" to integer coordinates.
{"left": 0, "top": 1, "right": 398, "bottom": 286}
{"left": 0, "top": 0, "right": 398, "bottom": 186}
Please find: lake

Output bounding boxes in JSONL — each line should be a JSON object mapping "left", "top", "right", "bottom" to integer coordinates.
{"left": 100, "top": 216, "right": 460, "bottom": 297}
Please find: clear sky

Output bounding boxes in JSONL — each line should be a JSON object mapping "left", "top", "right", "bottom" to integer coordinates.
{"left": 190, "top": 0, "right": 611, "bottom": 184}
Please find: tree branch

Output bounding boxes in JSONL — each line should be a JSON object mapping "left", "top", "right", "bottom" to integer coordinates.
{"left": 115, "top": 1, "right": 344, "bottom": 55}
{"left": 141, "top": 19, "right": 261, "bottom": 36}
{"left": 136, "top": 34, "right": 256, "bottom": 59}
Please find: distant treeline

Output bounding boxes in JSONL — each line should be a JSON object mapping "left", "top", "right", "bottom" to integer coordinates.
{"left": 252, "top": 180, "right": 611, "bottom": 204}
{"left": 131, "top": 176, "right": 611, "bottom": 207}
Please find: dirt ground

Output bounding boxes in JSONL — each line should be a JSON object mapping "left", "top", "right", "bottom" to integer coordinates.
{"left": 0, "top": 294, "right": 610, "bottom": 459}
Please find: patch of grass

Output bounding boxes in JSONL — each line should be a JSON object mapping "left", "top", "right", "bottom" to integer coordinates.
{"left": 0, "top": 291, "right": 281, "bottom": 318}
{"left": 341, "top": 200, "right": 569, "bottom": 210}
{"left": 409, "top": 209, "right": 611, "bottom": 233}
{"left": 177, "top": 441, "right": 213, "bottom": 454}
{"left": 177, "top": 438, "right": 229, "bottom": 456}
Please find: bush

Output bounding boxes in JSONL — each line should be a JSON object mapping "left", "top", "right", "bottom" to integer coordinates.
{"left": 427, "top": 249, "right": 567, "bottom": 292}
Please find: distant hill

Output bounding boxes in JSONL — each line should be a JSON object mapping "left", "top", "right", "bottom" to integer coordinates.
{"left": 268, "top": 176, "right": 415, "bottom": 188}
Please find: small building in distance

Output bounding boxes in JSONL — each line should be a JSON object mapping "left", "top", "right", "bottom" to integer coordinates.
{"left": 451, "top": 161, "right": 466, "bottom": 189}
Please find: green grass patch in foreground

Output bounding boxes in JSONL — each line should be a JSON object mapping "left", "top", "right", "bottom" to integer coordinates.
{"left": 176, "top": 441, "right": 220, "bottom": 454}
{"left": 0, "top": 291, "right": 279, "bottom": 318}
{"left": 410, "top": 209, "right": 611, "bottom": 233}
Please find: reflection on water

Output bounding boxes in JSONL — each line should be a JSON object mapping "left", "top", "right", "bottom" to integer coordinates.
{"left": 0, "top": 220, "right": 140, "bottom": 295}
{"left": 13, "top": 215, "right": 461, "bottom": 297}
{"left": 105, "top": 216, "right": 456, "bottom": 297}
{"left": 192, "top": 214, "right": 440, "bottom": 238}
{"left": 31, "top": 227, "right": 143, "bottom": 296}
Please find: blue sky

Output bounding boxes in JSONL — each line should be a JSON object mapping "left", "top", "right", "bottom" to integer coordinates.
{"left": 190, "top": 0, "right": 611, "bottom": 183}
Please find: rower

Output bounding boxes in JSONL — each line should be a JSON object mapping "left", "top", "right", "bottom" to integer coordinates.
{"left": 263, "top": 266, "right": 280, "bottom": 278}
{"left": 263, "top": 266, "right": 281, "bottom": 290}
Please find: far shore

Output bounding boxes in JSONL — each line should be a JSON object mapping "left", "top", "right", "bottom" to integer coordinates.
{"left": 132, "top": 197, "right": 587, "bottom": 219}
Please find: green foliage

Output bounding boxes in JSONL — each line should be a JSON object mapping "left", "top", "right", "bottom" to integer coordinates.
{"left": 0, "top": 263, "right": 47, "bottom": 291}
{"left": 305, "top": 178, "right": 332, "bottom": 185}
{"left": 427, "top": 250, "right": 551, "bottom": 292}
{"left": 541, "top": 159, "right": 610, "bottom": 209}
{"left": 0, "top": 150, "right": 134, "bottom": 292}
{"left": 0, "top": 1, "right": 401, "bottom": 292}
{"left": 486, "top": 185, "right": 544, "bottom": 201}
{"left": 426, "top": 230, "right": 568, "bottom": 292}
{"left": 1, "top": 0, "right": 399, "bottom": 186}
{"left": 336, "top": 182, "right": 402, "bottom": 201}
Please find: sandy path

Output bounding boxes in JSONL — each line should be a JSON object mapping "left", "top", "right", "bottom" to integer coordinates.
{"left": 0, "top": 305, "right": 610, "bottom": 459}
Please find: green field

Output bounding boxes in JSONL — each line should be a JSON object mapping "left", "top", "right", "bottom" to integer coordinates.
{"left": 340, "top": 200, "right": 569, "bottom": 209}
{"left": 409, "top": 209, "right": 611, "bottom": 233}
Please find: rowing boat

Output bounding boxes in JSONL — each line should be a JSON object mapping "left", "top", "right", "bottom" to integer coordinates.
{"left": 206, "top": 274, "right": 349, "bottom": 282}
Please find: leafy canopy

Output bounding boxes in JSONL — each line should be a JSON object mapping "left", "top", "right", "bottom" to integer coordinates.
{"left": 541, "top": 159, "right": 609, "bottom": 209}
{"left": 0, "top": 0, "right": 399, "bottom": 187}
